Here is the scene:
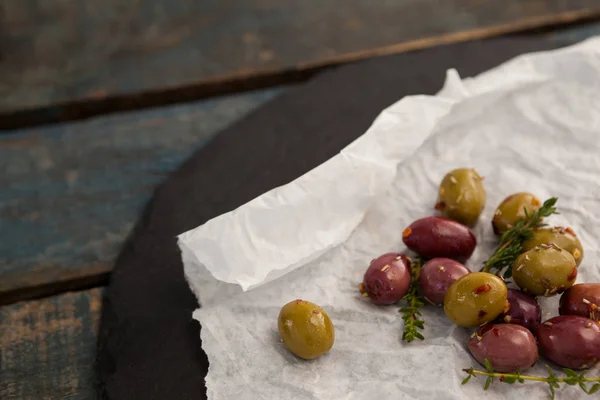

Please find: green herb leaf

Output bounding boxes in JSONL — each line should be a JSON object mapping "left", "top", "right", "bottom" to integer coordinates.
{"left": 484, "top": 359, "right": 493, "bottom": 372}
{"left": 461, "top": 374, "right": 472, "bottom": 385}
{"left": 482, "top": 197, "right": 558, "bottom": 275}
{"left": 400, "top": 257, "right": 426, "bottom": 343}
{"left": 484, "top": 376, "right": 493, "bottom": 390}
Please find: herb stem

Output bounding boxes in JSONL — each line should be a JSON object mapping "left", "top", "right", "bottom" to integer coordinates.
{"left": 482, "top": 197, "right": 558, "bottom": 278}
{"left": 400, "top": 257, "right": 425, "bottom": 342}
{"left": 462, "top": 362, "right": 600, "bottom": 399}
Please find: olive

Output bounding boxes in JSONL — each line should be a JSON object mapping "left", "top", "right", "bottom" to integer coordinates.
{"left": 435, "top": 168, "right": 486, "bottom": 226}
{"left": 495, "top": 288, "right": 542, "bottom": 333}
{"left": 513, "top": 244, "right": 577, "bottom": 297}
{"left": 419, "top": 258, "right": 470, "bottom": 305}
{"left": 402, "top": 216, "right": 476, "bottom": 261}
{"left": 492, "top": 192, "right": 541, "bottom": 235}
{"left": 468, "top": 324, "right": 538, "bottom": 372}
{"left": 360, "top": 253, "right": 411, "bottom": 305}
{"left": 537, "top": 315, "right": 600, "bottom": 369}
{"left": 559, "top": 283, "right": 600, "bottom": 321}
{"left": 444, "top": 272, "right": 508, "bottom": 327}
{"left": 522, "top": 226, "right": 584, "bottom": 266}
{"left": 278, "top": 299, "right": 335, "bottom": 360}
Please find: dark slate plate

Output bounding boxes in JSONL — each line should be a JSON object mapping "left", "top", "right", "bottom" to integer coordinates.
{"left": 96, "top": 37, "right": 560, "bottom": 400}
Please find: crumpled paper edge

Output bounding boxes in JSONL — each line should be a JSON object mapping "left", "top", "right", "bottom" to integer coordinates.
{"left": 178, "top": 36, "right": 600, "bottom": 298}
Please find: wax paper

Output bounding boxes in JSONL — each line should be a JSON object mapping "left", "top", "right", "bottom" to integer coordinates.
{"left": 178, "top": 37, "right": 600, "bottom": 399}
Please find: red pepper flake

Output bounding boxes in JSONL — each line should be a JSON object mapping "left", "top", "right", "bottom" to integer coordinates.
{"left": 478, "top": 310, "right": 488, "bottom": 319}
{"left": 477, "top": 324, "right": 494, "bottom": 337}
{"left": 566, "top": 227, "right": 576, "bottom": 236}
{"left": 434, "top": 201, "right": 446, "bottom": 211}
{"left": 492, "top": 328, "right": 500, "bottom": 337}
{"left": 499, "top": 375, "right": 505, "bottom": 382}
{"left": 473, "top": 284, "right": 492, "bottom": 295}
{"left": 532, "top": 197, "right": 541, "bottom": 206}
{"left": 402, "top": 227, "right": 412, "bottom": 238}
{"left": 567, "top": 266, "right": 578, "bottom": 281}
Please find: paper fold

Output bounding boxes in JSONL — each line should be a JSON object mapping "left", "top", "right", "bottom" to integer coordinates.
{"left": 178, "top": 36, "right": 600, "bottom": 295}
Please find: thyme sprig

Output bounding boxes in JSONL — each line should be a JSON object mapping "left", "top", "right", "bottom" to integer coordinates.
{"left": 462, "top": 359, "right": 600, "bottom": 399}
{"left": 482, "top": 197, "right": 558, "bottom": 278}
{"left": 400, "top": 257, "right": 425, "bottom": 342}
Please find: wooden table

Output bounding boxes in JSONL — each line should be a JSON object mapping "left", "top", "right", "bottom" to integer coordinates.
{"left": 1, "top": 2, "right": 600, "bottom": 398}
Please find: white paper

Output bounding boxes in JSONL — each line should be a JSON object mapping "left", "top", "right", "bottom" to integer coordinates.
{"left": 178, "top": 37, "right": 600, "bottom": 399}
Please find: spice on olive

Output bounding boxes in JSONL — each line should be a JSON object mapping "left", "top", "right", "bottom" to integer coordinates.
{"left": 402, "top": 216, "right": 476, "bottom": 261}
{"left": 559, "top": 283, "right": 600, "bottom": 321}
{"left": 468, "top": 324, "right": 538, "bottom": 372}
{"left": 522, "top": 226, "right": 584, "bottom": 266}
{"left": 360, "top": 253, "right": 411, "bottom": 305}
{"left": 443, "top": 272, "right": 508, "bottom": 327}
{"left": 512, "top": 244, "right": 578, "bottom": 297}
{"left": 492, "top": 192, "right": 541, "bottom": 235}
{"left": 278, "top": 299, "right": 335, "bottom": 360}
{"left": 537, "top": 315, "right": 600, "bottom": 369}
{"left": 494, "top": 288, "right": 542, "bottom": 333}
{"left": 435, "top": 168, "right": 486, "bottom": 226}
{"left": 419, "top": 258, "right": 470, "bottom": 305}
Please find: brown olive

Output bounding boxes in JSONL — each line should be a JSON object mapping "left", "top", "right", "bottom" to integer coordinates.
{"left": 492, "top": 192, "right": 541, "bottom": 235}
{"left": 559, "top": 283, "right": 600, "bottom": 321}
{"left": 402, "top": 216, "right": 476, "bottom": 261}
{"left": 537, "top": 316, "right": 600, "bottom": 369}
{"left": 419, "top": 258, "right": 470, "bottom": 305}
{"left": 513, "top": 244, "right": 577, "bottom": 296}
{"left": 360, "top": 253, "right": 411, "bottom": 305}
{"left": 435, "top": 168, "right": 486, "bottom": 226}
{"left": 495, "top": 288, "right": 541, "bottom": 333}
{"left": 468, "top": 324, "right": 538, "bottom": 372}
{"left": 522, "top": 226, "right": 584, "bottom": 266}
{"left": 443, "top": 272, "right": 508, "bottom": 327}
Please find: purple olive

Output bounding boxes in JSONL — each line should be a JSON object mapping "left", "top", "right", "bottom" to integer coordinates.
{"left": 468, "top": 324, "right": 538, "bottom": 373}
{"left": 495, "top": 289, "right": 542, "bottom": 333}
{"left": 537, "top": 315, "right": 600, "bottom": 369}
{"left": 559, "top": 283, "right": 600, "bottom": 321}
{"left": 402, "top": 216, "right": 476, "bottom": 261}
{"left": 360, "top": 253, "right": 411, "bottom": 305}
{"left": 419, "top": 258, "right": 470, "bottom": 305}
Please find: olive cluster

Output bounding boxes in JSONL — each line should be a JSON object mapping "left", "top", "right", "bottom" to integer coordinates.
{"left": 359, "top": 168, "right": 600, "bottom": 373}
{"left": 276, "top": 168, "right": 600, "bottom": 376}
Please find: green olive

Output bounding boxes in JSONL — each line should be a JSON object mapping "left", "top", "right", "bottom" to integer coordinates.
{"left": 435, "top": 168, "right": 486, "bottom": 226}
{"left": 513, "top": 244, "right": 578, "bottom": 296}
{"left": 444, "top": 272, "right": 508, "bottom": 327}
{"left": 492, "top": 192, "right": 541, "bottom": 235}
{"left": 278, "top": 299, "right": 335, "bottom": 360}
{"left": 522, "top": 227, "right": 584, "bottom": 266}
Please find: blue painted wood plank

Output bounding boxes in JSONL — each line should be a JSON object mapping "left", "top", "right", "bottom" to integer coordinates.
{"left": 0, "top": 288, "right": 102, "bottom": 400}
{"left": 544, "top": 19, "right": 600, "bottom": 43}
{"left": 0, "top": 88, "right": 281, "bottom": 294}
{"left": 1, "top": 0, "right": 599, "bottom": 119}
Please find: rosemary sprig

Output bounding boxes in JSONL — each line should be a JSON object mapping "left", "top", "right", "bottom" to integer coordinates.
{"left": 400, "top": 257, "right": 425, "bottom": 342}
{"left": 482, "top": 197, "right": 558, "bottom": 278}
{"left": 462, "top": 359, "right": 600, "bottom": 399}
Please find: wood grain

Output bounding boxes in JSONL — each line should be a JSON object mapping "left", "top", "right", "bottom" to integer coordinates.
{"left": 0, "top": 288, "right": 102, "bottom": 400}
{"left": 0, "top": 88, "right": 280, "bottom": 301}
{"left": 2, "top": 22, "right": 600, "bottom": 302}
{"left": 1, "top": 0, "right": 600, "bottom": 128}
